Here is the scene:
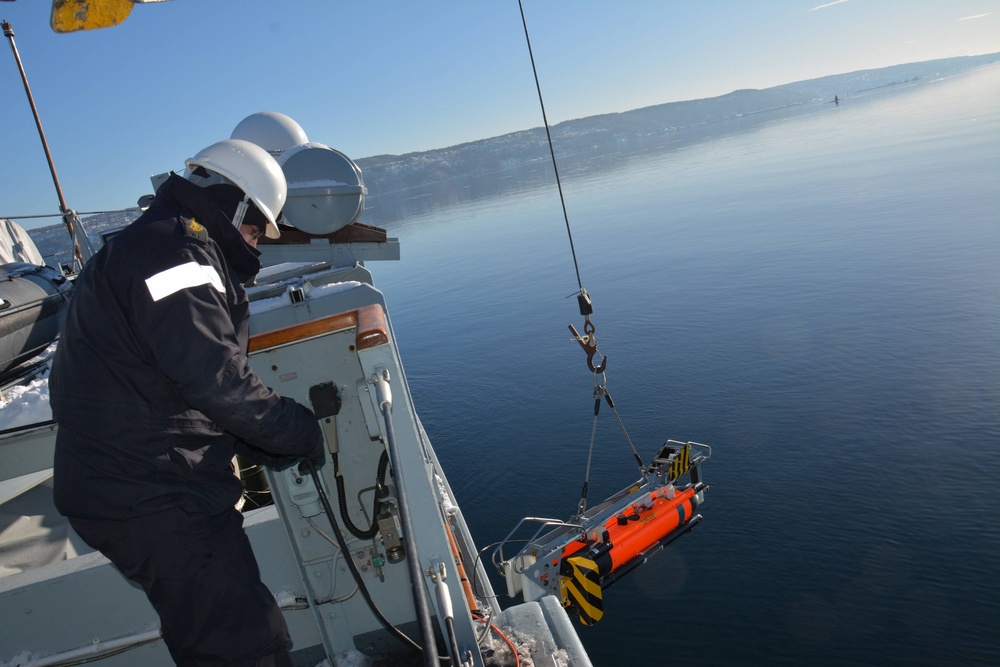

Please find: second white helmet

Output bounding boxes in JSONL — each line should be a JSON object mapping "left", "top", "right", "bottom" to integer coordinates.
{"left": 231, "top": 112, "right": 309, "bottom": 156}
{"left": 185, "top": 139, "right": 286, "bottom": 239}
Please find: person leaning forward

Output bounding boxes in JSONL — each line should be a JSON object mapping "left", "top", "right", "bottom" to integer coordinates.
{"left": 50, "top": 138, "right": 324, "bottom": 667}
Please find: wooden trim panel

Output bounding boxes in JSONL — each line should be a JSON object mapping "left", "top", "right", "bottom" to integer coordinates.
{"left": 248, "top": 303, "right": 388, "bottom": 353}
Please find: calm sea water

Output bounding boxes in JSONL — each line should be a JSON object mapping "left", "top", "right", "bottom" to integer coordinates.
{"left": 373, "top": 65, "right": 1000, "bottom": 666}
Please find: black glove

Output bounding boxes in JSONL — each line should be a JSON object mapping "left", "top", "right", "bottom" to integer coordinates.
{"left": 298, "top": 438, "right": 327, "bottom": 473}
{"left": 234, "top": 439, "right": 302, "bottom": 472}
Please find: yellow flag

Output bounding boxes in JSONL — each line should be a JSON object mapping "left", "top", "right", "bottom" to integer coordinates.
{"left": 51, "top": 0, "right": 134, "bottom": 34}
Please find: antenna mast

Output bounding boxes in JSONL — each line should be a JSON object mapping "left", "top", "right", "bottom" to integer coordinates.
{"left": 3, "top": 20, "right": 89, "bottom": 267}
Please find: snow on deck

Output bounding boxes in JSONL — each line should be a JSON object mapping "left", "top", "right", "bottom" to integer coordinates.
{"left": 0, "top": 344, "right": 55, "bottom": 430}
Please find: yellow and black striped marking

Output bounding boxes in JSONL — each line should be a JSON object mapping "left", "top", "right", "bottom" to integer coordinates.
{"left": 668, "top": 442, "right": 691, "bottom": 481}
{"left": 560, "top": 556, "right": 604, "bottom": 625}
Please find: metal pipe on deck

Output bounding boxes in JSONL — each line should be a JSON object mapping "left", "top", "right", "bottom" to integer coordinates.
{"left": 374, "top": 369, "right": 440, "bottom": 667}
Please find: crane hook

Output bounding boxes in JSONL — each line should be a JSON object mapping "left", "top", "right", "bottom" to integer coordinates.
{"left": 568, "top": 320, "right": 608, "bottom": 374}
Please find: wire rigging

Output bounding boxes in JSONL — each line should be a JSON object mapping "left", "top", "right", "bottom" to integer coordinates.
{"left": 1, "top": 209, "right": 136, "bottom": 221}
{"left": 517, "top": 0, "right": 583, "bottom": 292}
{"left": 518, "top": 1, "right": 647, "bottom": 517}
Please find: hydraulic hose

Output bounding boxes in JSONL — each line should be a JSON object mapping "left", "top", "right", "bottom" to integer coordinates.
{"left": 373, "top": 371, "right": 440, "bottom": 667}
{"left": 304, "top": 461, "right": 423, "bottom": 656}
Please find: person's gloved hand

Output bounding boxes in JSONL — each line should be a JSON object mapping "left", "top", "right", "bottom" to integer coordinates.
{"left": 298, "top": 438, "right": 326, "bottom": 473}
{"left": 234, "top": 439, "right": 302, "bottom": 472}
{"left": 268, "top": 455, "right": 303, "bottom": 472}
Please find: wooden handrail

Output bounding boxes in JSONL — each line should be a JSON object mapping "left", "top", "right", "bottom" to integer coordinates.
{"left": 248, "top": 303, "right": 388, "bottom": 353}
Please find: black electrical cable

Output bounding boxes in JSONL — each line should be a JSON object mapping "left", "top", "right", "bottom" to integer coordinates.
{"left": 304, "top": 461, "right": 423, "bottom": 655}
{"left": 334, "top": 449, "right": 389, "bottom": 539}
{"left": 444, "top": 617, "right": 462, "bottom": 667}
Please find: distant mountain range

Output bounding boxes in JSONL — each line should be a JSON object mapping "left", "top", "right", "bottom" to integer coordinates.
{"left": 25, "top": 51, "right": 1000, "bottom": 263}
{"left": 353, "top": 52, "right": 999, "bottom": 210}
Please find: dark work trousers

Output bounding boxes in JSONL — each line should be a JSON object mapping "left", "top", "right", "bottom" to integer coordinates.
{"left": 70, "top": 506, "right": 292, "bottom": 667}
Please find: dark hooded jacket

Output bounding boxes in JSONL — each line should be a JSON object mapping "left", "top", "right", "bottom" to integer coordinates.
{"left": 51, "top": 174, "right": 321, "bottom": 520}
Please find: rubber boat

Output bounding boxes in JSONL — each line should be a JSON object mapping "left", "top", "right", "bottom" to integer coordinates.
{"left": 0, "top": 263, "right": 72, "bottom": 379}
{"left": 0, "top": 220, "right": 73, "bottom": 379}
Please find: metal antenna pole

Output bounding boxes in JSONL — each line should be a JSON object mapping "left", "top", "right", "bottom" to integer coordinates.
{"left": 3, "top": 20, "right": 84, "bottom": 265}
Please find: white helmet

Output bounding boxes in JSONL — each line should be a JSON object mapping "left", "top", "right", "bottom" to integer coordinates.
{"left": 185, "top": 139, "right": 286, "bottom": 239}
{"left": 230, "top": 112, "right": 309, "bottom": 156}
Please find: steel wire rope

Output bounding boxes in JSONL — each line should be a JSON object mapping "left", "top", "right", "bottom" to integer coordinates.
{"left": 517, "top": 0, "right": 584, "bottom": 292}
{"left": 520, "top": 2, "right": 653, "bottom": 506}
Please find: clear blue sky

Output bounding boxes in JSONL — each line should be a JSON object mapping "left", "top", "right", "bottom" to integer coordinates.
{"left": 2, "top": 0, "right": 998, "bottom": 226}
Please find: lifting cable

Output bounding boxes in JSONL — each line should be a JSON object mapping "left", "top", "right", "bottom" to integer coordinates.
{"left": 517, "top": 0, "right": 582, "bottom": 293}
{"left": 517, "top": 2, "right": 646, "bottom": 518}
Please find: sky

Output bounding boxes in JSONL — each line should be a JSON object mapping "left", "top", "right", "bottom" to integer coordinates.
{"left": 1, "top": 0, "right": 998, "bottom": 227}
